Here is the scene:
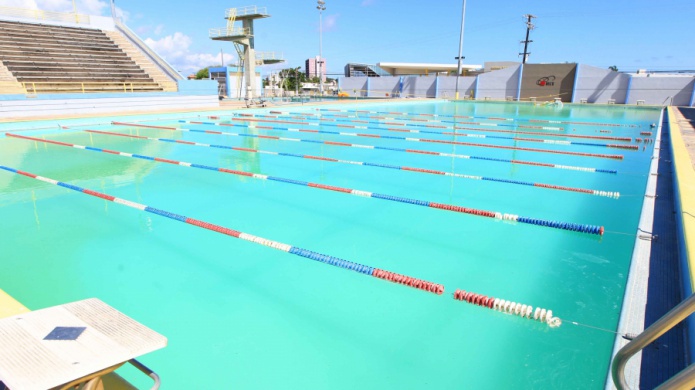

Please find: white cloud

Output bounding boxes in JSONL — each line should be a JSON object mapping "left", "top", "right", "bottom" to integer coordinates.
{"left": 144, "top": 32, "right": 235, "bottom": 74}
{"left": 322, "top": 14, "right": 338, "bottom": 32}
{"left": 114, "top": 6, "right": 129, "bottom": 22}
{"left": 154, "top": 24, "right": 164, "bottom": 35}
{"left": 74, "top": 0, "right": 107, "bottom": 14}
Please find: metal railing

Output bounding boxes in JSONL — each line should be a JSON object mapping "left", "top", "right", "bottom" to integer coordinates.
{"left": 255, "top": 51, "right": 284, "bottom": 64}
{"left": 225, "top": 6, "right": 267, "bottom": 18}
{"left": 611, "top": 294, "right": 695, "bottom": 390}
{"left": 115, "top": 21, "right": 183, "bottom": 81}
{"left": 209, "top": 27, "right": 250, "bottom": 38}
{"left": 0, "top": 6, "right": 90, "bottom": 25}
{"left": 56, "top": 358, "right": 160, "bottom": 390}
{"left": 19, "top": 81, "right": 176, "bottom": 94}
{"left": 128, "top": 359, "right": 161, "bottom": 390}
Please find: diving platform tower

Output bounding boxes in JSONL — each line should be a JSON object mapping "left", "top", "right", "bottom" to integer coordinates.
{"left": 209, "top": 6, "right": 284, "bottom": 99}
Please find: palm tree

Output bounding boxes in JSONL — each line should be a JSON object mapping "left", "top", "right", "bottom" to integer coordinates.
{"left": 279, "top": 67, "right": 306, "bottom": 95}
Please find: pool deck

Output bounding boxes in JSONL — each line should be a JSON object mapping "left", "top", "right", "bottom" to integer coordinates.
{"left": 628, "top": 106, "right": 695, "bottom": 389}
{"left": 0, "top": 97, "right": 412, "bottom": 125}
{"left": 671, "top": 107, "right": 695, "bottom": 292}
{"left": 638, "top": 110, "right": 687, "bottom": 388}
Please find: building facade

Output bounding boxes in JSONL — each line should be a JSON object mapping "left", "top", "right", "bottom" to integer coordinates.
{"left": 305, "top": 56, "right": 327, "bottom": 81}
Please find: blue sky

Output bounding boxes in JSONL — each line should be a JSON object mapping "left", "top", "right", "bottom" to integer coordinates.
{"left": 2, "top": 0, "right": 694, "bottom": 76}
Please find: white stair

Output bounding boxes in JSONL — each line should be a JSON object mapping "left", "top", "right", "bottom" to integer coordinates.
{"left": 104, "top": 30, "right": 177, "bottom": 92}
{"left": 0, "top": 60, "right": 26, "bottom": 94}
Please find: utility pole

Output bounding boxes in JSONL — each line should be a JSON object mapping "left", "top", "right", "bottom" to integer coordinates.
{"left": 519, "top": 14, "right": 536, "bottom": 64}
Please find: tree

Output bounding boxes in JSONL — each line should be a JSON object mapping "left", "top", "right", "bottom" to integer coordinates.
{"left": 278, "top": 67, "right": 307, "bottom": 93}
{"left": 195, "top": 67, "right": 210, "bottom": 79}
{"left": 608, "top": 65, "right": 618, "bottom": 72}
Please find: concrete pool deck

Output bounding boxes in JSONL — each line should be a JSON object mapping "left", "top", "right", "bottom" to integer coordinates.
{"left": 670, "top": 107, "right": 695, "bottom": 289}
{"left": 0, "top": 97, "right": 413, "bottom": 125}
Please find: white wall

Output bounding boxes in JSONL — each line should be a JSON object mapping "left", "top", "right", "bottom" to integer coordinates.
{"left": 340, "top": 78, "right": 368, "bottom": 97}
{"left": 402, "top": 76, "right": 437, "bottom": 98}
{"left": 336, "top": 65, "right": 695, "bottom": 106}
{"left": 476, "top": 65, "right": 521, "bottom": 100}
{"left": 367, "top": 77, "right": 401, "bottom": 97}
{"left": 574, "top": 64, "right": 630, "bottom": 104}
{"left": 628, "top": 77, "right": 694, "bottom": 106}
{"left": 0, "top": 95, "right": 219, "bottom": 119}
{"left": 437, "top": 76, "right": 476, "bottom": 99}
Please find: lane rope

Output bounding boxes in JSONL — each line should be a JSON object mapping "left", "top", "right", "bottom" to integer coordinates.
{"left": 18, "top": 132, "right": 618, "bottom": 198}
{"left": 453, "top": 289, "right": 562, "bottom": 327}
{"left": 238, "top": 111, "right": 636, "bottom": 144}
{"left": 111, "top": 121, "right": 619, "bottom": 174}
{"left": 0, "top": 164, "right": 445, "bottom": 295}
{"left": 15, "top": 132, "right": 605, "bottom": 236}
{"left": 221, "top": 117, "right": 626, "bottom": 160}
{"left": 316, "top": 108, "right": 642, "bottom": 128}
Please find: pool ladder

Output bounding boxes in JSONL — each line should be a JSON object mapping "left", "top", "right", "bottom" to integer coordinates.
{"left": 611, "top": 293, "right": 695, "bottom": 389}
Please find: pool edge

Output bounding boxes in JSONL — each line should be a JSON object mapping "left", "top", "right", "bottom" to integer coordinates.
{"left": 605, "top": 108, "right": 664, "bottom": 389}
{"left": 0, "top": 288, "right": 29, "bottom": 319}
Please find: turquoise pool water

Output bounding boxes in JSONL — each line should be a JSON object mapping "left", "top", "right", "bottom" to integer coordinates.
{"left": 0, "top": 101, "right": 661, "bottom": 388}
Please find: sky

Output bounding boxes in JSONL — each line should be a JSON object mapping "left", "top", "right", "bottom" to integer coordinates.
{"left": 1, "top": 0, "right": 694, "bottom": 77}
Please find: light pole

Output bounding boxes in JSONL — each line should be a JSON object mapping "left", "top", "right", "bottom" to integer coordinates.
{"left": 454, "top": 0, "right": 467, "bottom": 100}
{"left": 317, "top": 0, "right": 326, "bottom": 96}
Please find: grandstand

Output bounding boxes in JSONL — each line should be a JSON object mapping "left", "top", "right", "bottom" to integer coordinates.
{"left": 0, "top": 8, "right": 218, "bottom": 118}
{"left": 0, "top": 19, "right": 176, "bottom": 94}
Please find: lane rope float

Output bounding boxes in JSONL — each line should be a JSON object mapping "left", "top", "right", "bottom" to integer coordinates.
{"left": 228, "top": 113, "right": 637, "bottom": 149}
{"left": 0, "top": 164, "right": 445, "bottom": 295}
{"left": 13, "top": 132, "right": 605, "bottom": 236}
{"left": 222, "top": 117, "right": 627, "bottom": 160}
{"left": 10, "top": 133, "right": 619, "bottom": 198}
{"left": 453, "top": 289, "right": 562, "bottom": 327}
{"left": 111, "top": 122, "right": 619, "bottom": 174}
{"left": 317, "top": 108, "right": 642, "bottom": 128}
{"left": 238, "top": 111, "right": 635, "bottom": 143}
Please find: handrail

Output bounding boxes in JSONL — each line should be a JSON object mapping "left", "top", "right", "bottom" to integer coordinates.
{"left": 611, "top": 293, "right": 695, "bottom": 390}
{"left": 225, "top": 6, "right": 267, "bottom": 18}
{"left": 128, "top": 359, "right": 161, "bottom": 390}
{"left": 17, "top": 80, "right": 176, "bottom": 94}
{"left": 255, "top": 51, "right": 284, "bottom": 61}
{"left": 209, "top": 27, "right": 251, "bottom": 38}
{"left": 114, "top": 20, "right": 182, "bottom": 81}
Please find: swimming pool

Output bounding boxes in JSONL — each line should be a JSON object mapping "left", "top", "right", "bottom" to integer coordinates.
{"left": 0, "top": 100, "right": 661, "bottom": 388}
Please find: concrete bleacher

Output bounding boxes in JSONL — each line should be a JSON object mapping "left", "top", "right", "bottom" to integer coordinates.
{"left": 0, "top": 19, "right": 166, "bottom": 93}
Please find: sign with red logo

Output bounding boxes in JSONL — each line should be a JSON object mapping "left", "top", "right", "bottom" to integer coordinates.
{"left": 536, "top": 76, "right": 556, "bottom": 87}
